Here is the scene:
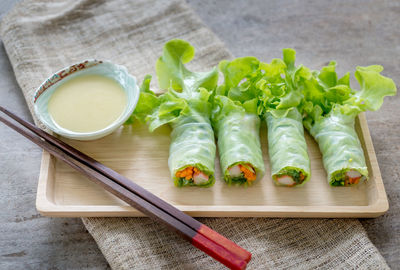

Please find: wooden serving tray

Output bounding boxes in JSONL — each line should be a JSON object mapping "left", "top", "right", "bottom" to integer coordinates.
{"left": 36, "top": 113, "right": 388, "bottom": 218}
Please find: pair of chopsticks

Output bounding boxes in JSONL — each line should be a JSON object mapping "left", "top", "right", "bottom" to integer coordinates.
{"left": 0, "top": 106, "right": 251, "bottom": 270}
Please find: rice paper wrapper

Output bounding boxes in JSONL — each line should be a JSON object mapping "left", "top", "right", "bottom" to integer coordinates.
{"left": 309, "top": 112, "right": 368, "bottom": 184}
{"left": 169, "top": 110, "right": 216, "bottom": 187}
{"left": 266, "top": 108, "right": 311, "bottom": 184}
{"left": 215, "top": 111, "right": 265, "bottom": 182}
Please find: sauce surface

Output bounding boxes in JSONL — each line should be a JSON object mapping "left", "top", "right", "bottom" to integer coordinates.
{"left": 48, "top": 74, "right": 127, "bottom": 133}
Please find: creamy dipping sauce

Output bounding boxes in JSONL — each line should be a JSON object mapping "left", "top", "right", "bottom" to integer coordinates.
{"left": 48, "top": 74, "right": 127, "bottom": 133}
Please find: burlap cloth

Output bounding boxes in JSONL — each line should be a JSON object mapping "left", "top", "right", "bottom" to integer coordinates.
{"left": 0, "top": 0, "right": 390, "bottom": 269}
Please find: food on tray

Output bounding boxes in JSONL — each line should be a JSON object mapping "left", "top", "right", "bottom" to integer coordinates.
{"left": 129, "top": 39, "right": 218, "bottom": 187}
{"left": 212, "top": 57, "right": 265, "bottom": 185}
{"left": 257, "top": 49, "right": 311, "bottom": 186}
{"left": 48, "top": 74, "right": 126, "bottom": 133}
{"left": 303, "top": 63, "right": 396, "bottom": 186}
{"left": 128, "top": 38, "right": 396, "bottom": 189}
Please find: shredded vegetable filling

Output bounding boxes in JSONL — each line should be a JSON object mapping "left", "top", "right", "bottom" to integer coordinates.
{"left": 176, "top": 166, "right": 209, "bottom": 185}
{"left": 228, "top": 163, "right": 257, "bottom": 184}
{"left": 275, "top": 169, "right": 305, "bottom": 186}
{"left": 239, "top": 164, "right": 256, "bottom": 182}
{"left": 331, "top": 169, "right": 363, "bottom": 186}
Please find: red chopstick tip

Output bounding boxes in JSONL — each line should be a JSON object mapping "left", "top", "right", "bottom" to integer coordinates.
{"left": 197, "top": 225, "right": 252, "bottom": 263}
{"left": 192, "top": 232, "right": 249, "bottom": 270}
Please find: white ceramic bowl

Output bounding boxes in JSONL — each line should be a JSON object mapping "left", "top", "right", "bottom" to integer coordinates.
{"left": 33, "top": 60, "right": 139, "bottom": 140}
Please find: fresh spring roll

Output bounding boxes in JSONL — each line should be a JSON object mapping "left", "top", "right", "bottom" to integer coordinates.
{"left": 212, "top": 57, "right": 265, "bottom": 185}
{"left": 258, "top": 49, "right": 311, "bottom": 186}
{"left": 213, "top": 97, "right": 264, "bottom": 185}
{"left": 309, "top": 111, "right": 367, "bottom": 186}
{"left": 303, "top": 63, "right": 396, "bottom": 186}
{"left": 266, "top": 108, "right": 310, "bottom": 186}
{"left": 130, "top": 39, "right": 219, "bottom": 187}
{"left": 169, "top": 106, "right": 215, "bottom": 187}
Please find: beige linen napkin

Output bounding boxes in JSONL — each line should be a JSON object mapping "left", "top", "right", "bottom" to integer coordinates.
{"left": 0, "top": 0, "right": 389, "bottom": 269}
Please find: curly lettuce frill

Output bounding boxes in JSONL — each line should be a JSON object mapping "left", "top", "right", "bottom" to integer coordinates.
{"left": 303, "top": 63, "right": 397, "bottom": 186}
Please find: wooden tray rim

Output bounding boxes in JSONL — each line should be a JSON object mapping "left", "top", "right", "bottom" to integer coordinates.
{"left": 35, "top": 113, "right": 389, "bottom": 218}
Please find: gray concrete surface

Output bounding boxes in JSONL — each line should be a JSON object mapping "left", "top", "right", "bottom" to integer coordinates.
{"left": 1, "top": 0, "right": 399, "bottom": 269}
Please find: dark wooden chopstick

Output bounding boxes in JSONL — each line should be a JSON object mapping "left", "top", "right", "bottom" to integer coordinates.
{"left": 0, "top": 113, "right": 245, "bottom": 269}
{"left": 0, "top": 106, "right": 251, "bottom": 270}
{"left": 0, "top": 105, "right": 251, "bottom": 264}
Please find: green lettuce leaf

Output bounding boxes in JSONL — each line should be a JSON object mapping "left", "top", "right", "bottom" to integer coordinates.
{"left": 156, "top": 39, "right": 218, "bottom": 97}
{"left": 213, "top": 57, "right": 262, "bottom": 122}
{"left": 124, "top": 75, "right": 159, "bottom": 124}
{"left": 351, "top": 65, "right": 397, "bottom": 111}
{"left": 303, "top": 63, "right": 396, "bottom": 127}
{"left": 217, "top": 56, "right": 260, "bottom": 96}
{"left": 258, "top": 48, "right": 311, "bottom": 118}
{"left": 129, "top": 39, "right": 219, "bottom": 131}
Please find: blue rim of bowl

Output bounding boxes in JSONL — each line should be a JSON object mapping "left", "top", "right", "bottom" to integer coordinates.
{"left": 33, "top": 59, "right": 139, "bottom": 140}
